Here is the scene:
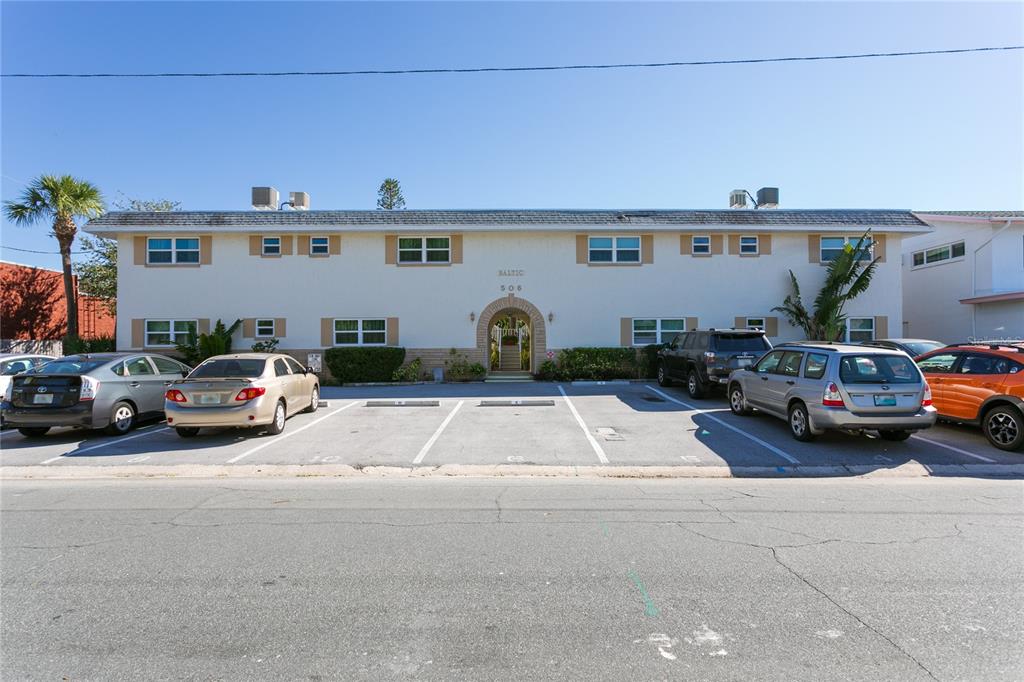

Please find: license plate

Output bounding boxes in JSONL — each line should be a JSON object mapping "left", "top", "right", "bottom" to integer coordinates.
{"left": 737, "top": 358, "right": 753, "bottom": 367}
{"left": 873, "top": 395, "right": 897, "bottom": 407}
{"left": 197, "top": 394, "right": 221, "bottom": 405}
{"left": 33, "top": 394, "right": 54, "bottom": 404}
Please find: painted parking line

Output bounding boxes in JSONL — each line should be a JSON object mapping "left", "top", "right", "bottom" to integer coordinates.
{"left": 910, "top": 434, "right": 996, "bottom": 463}
{"left": 225, "top": 400, "right": 359, "bottom": 464}
{"left": 412, "top": 400, "right": 464, "bottom": 464}
{"left": 558, "top": 385, "right": 610, "bottom": 464}
{"left": 645, "top": 385, "right": 800, "bottom": 465}
{"left": 40, "top": 424, "right": 171, "bottom": 464}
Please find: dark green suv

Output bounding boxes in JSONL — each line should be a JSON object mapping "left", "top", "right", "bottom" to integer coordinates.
{"left": 657, "top": 328, "right": 773, "bottom": 399}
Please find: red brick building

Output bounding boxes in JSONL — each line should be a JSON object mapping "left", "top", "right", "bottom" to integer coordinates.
{"left": 0, "top": 261, "right": 116, "bottom": 340}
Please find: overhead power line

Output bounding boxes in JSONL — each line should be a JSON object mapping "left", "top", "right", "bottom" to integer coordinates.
{"left": 2, "top": 45, "right": 1020, "bottom": 79}
{"left": 1, "top": 245, "right": 85, "bottom": 255}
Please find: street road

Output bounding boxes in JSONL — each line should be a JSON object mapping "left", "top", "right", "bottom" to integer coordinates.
{"left": 2, "top": 477, "right": 1021, "bottom": 680}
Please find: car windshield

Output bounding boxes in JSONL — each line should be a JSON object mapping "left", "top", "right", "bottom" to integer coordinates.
{"left": 25, "top": 359, "right": 107, "bottom": 375}
{"left": 839, "top": 354, "right": 921, "bottom": 384}
{"left": 904, "top": 341, "right": 945, "bottom": 356}
{"left": 188, "top": 359, "right": 266, "bottom": 378}
{"left": 715, "top": 334, "right": 770, "bottom": 351}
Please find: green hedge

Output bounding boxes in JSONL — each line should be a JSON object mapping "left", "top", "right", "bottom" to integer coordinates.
{"left": 536, "top": 347, "right": 640, "bottom": 381}
{"left": 62, "top": 335, "right": 116, "bottom": 355}
{"left": 640, "top": 344, "right": 665, "bottom": 379}
{"left": 324, "top": 347, "right": 406, "bottom": 383}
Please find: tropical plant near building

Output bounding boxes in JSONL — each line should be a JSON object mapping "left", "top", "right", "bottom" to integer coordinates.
{"left": 773, "top": 232, "right": 879, "bottom": 342}
{"left": 3, "top": 175, "right": 105, "bottom": 337}
{"left": 444, "top": 349, "right": 487, "bottom": 381}
{"left": 376, "top": 178, "right": 406, "bottom": 210}
{"left": 250, "top": 337, "right": 280, "bottom": 353}
{"left": 175, "top": 319, "right": 242, "bottom": 365}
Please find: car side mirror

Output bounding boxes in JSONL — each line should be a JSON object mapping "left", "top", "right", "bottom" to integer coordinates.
{"left": 305, "top": 366, "right": 315, "bottom": 375}
{"left": 745, "top": 365, "right": 756, "bottom": 372}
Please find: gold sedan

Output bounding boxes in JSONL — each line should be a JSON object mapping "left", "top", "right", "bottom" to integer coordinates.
{"left": 165, "top": 353, "right": 319, "bottom": 437}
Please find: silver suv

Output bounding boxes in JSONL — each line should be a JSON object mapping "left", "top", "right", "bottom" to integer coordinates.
{"left": 726, "top": 342, "right": 937, "bottom": 442}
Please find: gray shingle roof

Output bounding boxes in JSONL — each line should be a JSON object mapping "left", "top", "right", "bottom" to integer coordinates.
{"left": 914, "top": 210, "right": 1024, "bottom": 218}
{"left": 87, "top": 208, "right": 928, "bottom": 229}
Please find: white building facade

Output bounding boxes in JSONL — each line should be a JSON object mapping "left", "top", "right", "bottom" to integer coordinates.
{"left": 903, "top": 212, "right": 1024, "bottom": 343}
{"left": 85, "top": 207, "right": 928, "bottom": 375}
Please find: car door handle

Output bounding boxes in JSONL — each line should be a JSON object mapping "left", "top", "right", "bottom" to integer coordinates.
{"left": 760, "top": 376, "right": 768, "bottom": 381}
{"left": 129, "top": 381, "right": 141, "bottom": 387}
{"left": 786, "top": 380, "right": 796, "bottom": 385}
{"left": 163, "top": 381, "right": 173, "bottom": 386}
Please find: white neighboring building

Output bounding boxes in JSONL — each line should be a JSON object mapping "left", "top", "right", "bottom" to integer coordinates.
{"left": 904, "top": 211, "right": 1024, "bottom": 344}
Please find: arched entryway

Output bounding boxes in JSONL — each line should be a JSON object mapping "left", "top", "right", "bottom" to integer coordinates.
{"left": 475, "top": 295, "right": 547, "bottom": 374}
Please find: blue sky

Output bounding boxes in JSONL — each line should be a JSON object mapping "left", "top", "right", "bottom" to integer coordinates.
{"left": 2, "top": 1, "right": 1022, "bottom": 270}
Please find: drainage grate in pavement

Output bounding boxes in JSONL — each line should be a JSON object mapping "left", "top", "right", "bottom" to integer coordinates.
{"left": 640, "top": 395, "right": 665, "bottom": 402}
{"left": 478, "top": 400, "right": 556, "bottom": 407}
{"left": 365, "top": 400, "right": 440, "bottom": 407}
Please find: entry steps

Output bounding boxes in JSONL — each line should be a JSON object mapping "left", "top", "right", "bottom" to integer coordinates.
{"left": 484, "top": 371, "right": 534, "bottom": 383}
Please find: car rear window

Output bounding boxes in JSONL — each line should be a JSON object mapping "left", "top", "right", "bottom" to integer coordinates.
{"left": 26, "top": 360, "right": 106, "bottom": 375}
{"left": 903, "top": 341, "right": 945, "bottom": 357}
{"left": 714, "top": 334, "right": 770, "bottom": 351}
{"left": 839, "top": 355, "right": 921, "bottom": 384}
{"left": 189, "top": 359, "right": 266, "bottom": 378}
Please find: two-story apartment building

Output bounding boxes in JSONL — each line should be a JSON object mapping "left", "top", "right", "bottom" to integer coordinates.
{"left": 84, "top": 196, "right": 930, "bottom": 376}
{"left": 903, "top": 211, "right": 1024, "bottom": 343}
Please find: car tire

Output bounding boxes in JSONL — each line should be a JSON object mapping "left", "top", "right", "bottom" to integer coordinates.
{"left": 18, "top": 427, "right": 50, "bottom": 438}
{"left": 304, "top": 386, "right": 320, "bottom": 414}
{"left": 657, "top": 364, "right": 672, "bottom": 387}
{"left": 728, "top": 384, "right": 751, "bottom": 416}
{"left": 788, "top": 402, "right": 815, "bottom": 442}
{"left": 879, "top": 430, "right": 912, "bottom": 442}
{"left": 983, "top": 405, "right": 1024, "bottom": 452}
{"left": 175, "top": 427, "right": 200, "bottom": 438}
{"left": 687, "top": 370, "right": 706, "bottom": 399}
{"left": 104, "top": 401, "right": 136, "bottom": 436}
{"left": 266, "top": 400, "right": 287, "bottom": 436}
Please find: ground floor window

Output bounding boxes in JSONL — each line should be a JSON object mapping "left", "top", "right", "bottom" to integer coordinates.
{"left": 633, "top": 318, "right": 686, "bottom": 345}
{"left": 146, "top": 319, "right": 197, "bottom": 347}
{"left": 256, "top": 319, "right": 275, "bottom": 337}
{"left": 334, "top": 319, "right": 386, "bottom": 345}
{"left": 745, "top": 317, "right": 765, "bottom": 330}
{"left": 844, "top": 317, "right": 875, "bottom": 343}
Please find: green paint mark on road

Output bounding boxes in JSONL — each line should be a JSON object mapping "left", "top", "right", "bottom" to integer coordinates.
{"left": 627, "top": 569, "right": 660, "bottom": 617}
{"left": 600, "top": 521, "right": 610, "bottom": 538}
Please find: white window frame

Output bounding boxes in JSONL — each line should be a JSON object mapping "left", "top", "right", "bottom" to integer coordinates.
{"left": 145, "top": 319, "right": 197, "bottom": 347}
{"left": 631, "top": 318, "right": 687, "bottom": 346}
{"left": 310, "top": 236, "right": 330, "bottom": 256}
{"left": 333, "top": 318, "right": 387, "bottom": 346}
{"left": 739, "top": 235, "right": 759, "bottom": 255}
{"left": 146, "top": 238, "right": 200, "bottom": 265}
{"left": 911, "top": 240, "right": 966, "bottom": 269}
{"left": 820, "top": 235, "right": 873, "bottom": 262}
{"left": 262, "top": 236, "right": 281, "bottom": 256}
{"left": 589, "top": 236, "right": 641, "bottom": 264}
{"left": 692, "top": 235, "right": 711, "bottom": 255}
{"left": 397, "top": 236, "right": 450, "bottom": 264}
{"left": 745, "top": 317, "right": 766, "bottom": 330}
{"left": 844, "top": 317, "right": 875, "bottom": 343}
{"left": 255, "top": 319, "right": 275, "bottom": 338}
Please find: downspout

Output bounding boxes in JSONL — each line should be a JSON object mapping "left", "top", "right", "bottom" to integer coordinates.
{"left": 970, "top": 219, "right": 1013, "bottom": 340}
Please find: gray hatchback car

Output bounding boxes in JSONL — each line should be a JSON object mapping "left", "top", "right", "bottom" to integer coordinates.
{"left": 726, "top": 342, "right": 937, "bottom": 442}
{"left": 2, "top": 353, "right": 191, "bottom": 437}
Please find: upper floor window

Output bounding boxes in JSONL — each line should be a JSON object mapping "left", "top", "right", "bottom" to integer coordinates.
{"left": 147, "top": 238, "right": 199, "bottom": 265}
{"left": 333, "top": 319, "right": 386, "bottom": 346}
{"left": 745, "top": 317, "right": 765, "bottom": 330}
{"left": 739, "top": 235, "right": 759, "bottom": 255}
{"left": 590, "top": 236, "right": 640, "bottom": 263}
{"left": 145, "top": 319, "right": 197, "bottom": 347}
{"left": 399, "top": 236, "right": 449, "bottom": 263}
{"left": 632, "top": 318, "right": 685, "bottom": 345}
{"left": 912, "top": 240, "right": 965, "bottom": 268}
{"left": 844, "top": 317, "right": 875, "bottom": 343}
{"left": 692, "top": 235, "right": 711, "bottom": 255}
{"left": 262, "top": 237, "right": 281, "bottom": 256}
{"left": 310, "top": 236, "right": 330, "bottom": 256}
{"left": 256, "top": 319, "right": 275, "bottom": 337}
{"left": 821, "top": 236, "right": 872, "bottom": 262}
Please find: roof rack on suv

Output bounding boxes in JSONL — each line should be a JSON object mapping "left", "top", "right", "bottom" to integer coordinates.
{"left": 775, "top": 342, "right": 839, "bottom": 352}
{"left": 945, "top": 342, "right": 1024, "bottom": 353}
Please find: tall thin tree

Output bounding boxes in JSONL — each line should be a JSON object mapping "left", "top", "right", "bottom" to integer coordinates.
{"left": 4, "top": 175, "right": 105, "bottom": 337}
{"left": 376, "top": 178, "right": 406, "bottom": 210}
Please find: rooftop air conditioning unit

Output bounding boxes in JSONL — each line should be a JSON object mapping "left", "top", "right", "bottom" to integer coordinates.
{"left": 756, "top": 187, "right": 779, "bottom": 209}
{"left": 729, "top": 190, "right": 748, "bottom": 209}
{"left": 252, "top": 186, "right": 279, "bottom": 210}
{"left": 289, "top": 192, "right": 310, "bottom": 211}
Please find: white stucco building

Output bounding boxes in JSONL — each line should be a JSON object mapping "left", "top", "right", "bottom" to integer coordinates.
{"left": 903, "top": 211, "right": 1024, "bottom": 343}
{"left": 85, "top": 196, "right": 930, "bottom": 375}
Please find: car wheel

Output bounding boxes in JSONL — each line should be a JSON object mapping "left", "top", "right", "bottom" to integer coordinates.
{"left": 18, "top": 427, "right": 50, "bottom": 438}
{"left": 983, "top": 405, "right": 1024, "bottom": 451}
{"left": 266, "top": 400, "right": 287, "bottom": 436}
{"left": 104, "top": 401, "right": 136, "bottom": 436}
{"left": 879, "top": 430, "right": 912, "bottom": 442}
{"left": 304, "top": 386, "right": 320, "bottom": 414}
{"left": 788, "top": 402, "right": 815, "bottom": 442}
{"left": 729, "top": 384, "right": 751, "bottom": 416}
{"left": 656, "top": 364, "right": 672, "bottom": 387}
{"left": 687, "top": 370, "right": 705, "bottom": 399}
{"left": 175, "top": 427, "right": 200, "bottom": 438}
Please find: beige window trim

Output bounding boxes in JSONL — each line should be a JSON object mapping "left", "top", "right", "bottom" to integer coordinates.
{"left": 297, "top": 234, "right": 311, "bottom": 256}
{"left": 874, "top": 315, "right": 888, "bottom": 339}
{"left": 329, "top": 235, "right": 342, "bottom": 255}
{"left": 808, "top": 234, "right": 821, "bottom": 263}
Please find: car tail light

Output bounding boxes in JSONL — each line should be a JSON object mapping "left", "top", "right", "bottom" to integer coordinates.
{"left": 79, "top": 376, "right": 99, "bottom": 401}
{"left": 703, "top": 351, "right": 716, "bottom": 364}
{"left": 165, "top": 389, "right": 187, "bottom": 403}
{"left": 234, "top": 387, "right": 267, "bottom": 402}
{"left": 921, "top": 382, "right": 933, "bottom": 407}
{"left": 822, "top": 382, "right": 845, "bottom": 407}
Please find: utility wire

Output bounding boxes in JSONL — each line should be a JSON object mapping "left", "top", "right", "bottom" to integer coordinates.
{"left": 1, "top": 245, "right": 86, "bottom": 255}
{"left": 2, "top": 45, "right": 1020, "bottom": 79}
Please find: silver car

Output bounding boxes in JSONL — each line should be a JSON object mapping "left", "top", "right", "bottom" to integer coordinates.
{"left": 727, "top": 342, "right": 937, "bottom": 441}
{"left": 3, "top": 353, "right": 191, "bottom": 437}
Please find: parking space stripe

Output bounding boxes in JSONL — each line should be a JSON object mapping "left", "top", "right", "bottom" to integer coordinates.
{"left": 225, "top": 400, "right": 359, "bottom": 464}
{"left": 413, "top": 400, "right": 464, "bottom": 464}
{"left": 645, "top": 385, "right": 801, "bottom": 465}
{"left": 910, "top": 434, "right": 996, "bottom": 463}
{"left": 558, "top": 385, "right": 610, "bottom": 464}
{"left": 41, "top": 425, "right": 171, "bottom": 464}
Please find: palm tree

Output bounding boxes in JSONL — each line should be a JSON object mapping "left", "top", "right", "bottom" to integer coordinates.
{"left": 773, "top": 232, "right": 879, "bottom": 342}
{"left": 4, "top": 175, "right": 105, "bottom": 338}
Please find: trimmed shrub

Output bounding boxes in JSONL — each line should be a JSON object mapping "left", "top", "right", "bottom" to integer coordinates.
{"left": 62, "top": 334, "right": 116, "bottom": 355}
{"left": 444, "top": 349, "right": 487, "bottom": 382}
{"left": 640, "top": 344, "right": 665, "bottom": 379}
{"left": 325, "top": 347, "right": 406, "bottom": 383}
{"left": 392, "top": 357, "right": 423, "bottom": 382}
{"left": 541, "top": 347, "right": 639, "bottom": 381}
{"left": 535, "top": 359, "right": 559, "bottom": 381}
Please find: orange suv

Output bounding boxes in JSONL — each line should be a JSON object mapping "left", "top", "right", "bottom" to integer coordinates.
{"left": 915, "top": 343, "right": 1024, "bottom": 451}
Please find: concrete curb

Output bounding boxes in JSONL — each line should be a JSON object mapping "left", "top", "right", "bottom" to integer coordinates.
{"left": 3, "top": 463, "right": 1022, "bottom": 481}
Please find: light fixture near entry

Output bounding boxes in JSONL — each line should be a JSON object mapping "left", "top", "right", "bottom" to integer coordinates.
{"left": 469, "top": 312, "right": 476, "bottom": 322}
{"left": 548, "top": 311, "right": 554, "bottom": 323}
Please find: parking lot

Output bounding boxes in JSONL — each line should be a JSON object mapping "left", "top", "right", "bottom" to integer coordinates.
{"left": 1, "top": 382, "right": 1019, "bottom": 474}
